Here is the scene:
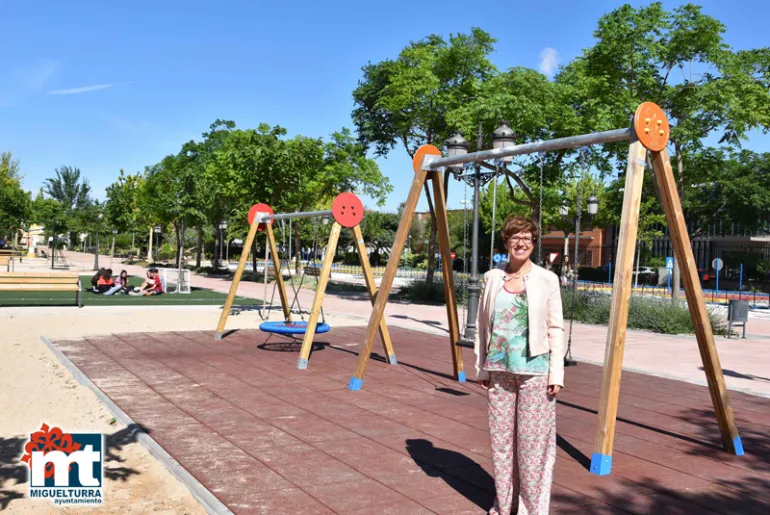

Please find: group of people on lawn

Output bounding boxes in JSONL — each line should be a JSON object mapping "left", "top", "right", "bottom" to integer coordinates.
{"left": 91, "top": 268, "right": 163, "bottom": 296}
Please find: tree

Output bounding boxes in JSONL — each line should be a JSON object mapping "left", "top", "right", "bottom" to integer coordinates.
{"left": 352, "top": 28, "right": 497, "bottom": 282}
{"left": 686, "top": 148, "right": 770, "bottom": 235}
{"left": 43, "top": 165, "right": 92, "bottom": 244}
{"left": 359, "top": 210, "right": 400, "bottom": 265}
{"left": 104, "top": 170, "right": 146, "bottom": 253}
{"left": 29, "top": 189, "right": 65, "bottom": 243}
{"left": 558, "top": 2, "right": 770, "bottom": 296}
{"left": 0, "top": 152, "right": 30, "bottom": 239}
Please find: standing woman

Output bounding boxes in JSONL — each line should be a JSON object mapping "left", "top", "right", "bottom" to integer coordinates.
{"left": 475, "top": 215, "right": 565, "bottom": 515}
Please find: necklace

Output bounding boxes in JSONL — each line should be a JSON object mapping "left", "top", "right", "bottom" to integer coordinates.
{"left": 506, "top": 261, "right": 531, "bottom": 280}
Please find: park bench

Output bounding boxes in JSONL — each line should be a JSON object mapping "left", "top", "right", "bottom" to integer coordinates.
{"left": 0, "top": 272, "right": 82, "bottom": 307}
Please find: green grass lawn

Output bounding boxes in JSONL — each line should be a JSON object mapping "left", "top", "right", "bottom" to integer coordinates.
{"left": 0, "top": 275, "right": 259, "bottom": 307}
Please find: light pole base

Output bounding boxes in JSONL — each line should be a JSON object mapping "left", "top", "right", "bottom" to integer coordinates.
{"left": 457, "top": 338, "right": 474, "bottom": 349}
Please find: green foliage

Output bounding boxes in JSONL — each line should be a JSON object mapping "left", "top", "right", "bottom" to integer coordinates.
{"left": 0, "top": 152, "right": 31, "bottom": 237}
{"left": 105, "top": 170, "right": 146, "bottom": 236}
{"left": 563, "top": 290, "right": 725, "bottom": 334}
{"left": 352, "top": 27, "right": 497, "bottom": 156}
{"left": 44, "top": 166, "right": 91, "bottom": 213}
{"left": 398, "top": 279, "right": 466, "bottom": 306}
{"left": 685, "top": 148, "right": 770, "bottom": 235}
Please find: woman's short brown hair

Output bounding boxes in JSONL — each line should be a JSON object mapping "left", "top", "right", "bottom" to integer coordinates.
{"left": 501, "top": 216, "right": 539, "bottom": 243}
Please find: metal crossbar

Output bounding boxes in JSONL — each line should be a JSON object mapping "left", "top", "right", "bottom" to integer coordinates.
{"left": 255, "top": 209, "right": 333, "bottom": 223}
{"left": 422, "top": 128, "right": 632, "bottom": 170}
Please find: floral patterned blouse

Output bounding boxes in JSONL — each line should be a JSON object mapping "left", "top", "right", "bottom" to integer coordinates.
{"left": 483, "top": 286, "right": 550, "bottom": 376}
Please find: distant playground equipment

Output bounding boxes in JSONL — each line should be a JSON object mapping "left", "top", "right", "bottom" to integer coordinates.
{"left": 214, "top": 192, "right": 395, "bottom": 371}
{"left": 353, "top": 101, "right": 743, "bottom": 477}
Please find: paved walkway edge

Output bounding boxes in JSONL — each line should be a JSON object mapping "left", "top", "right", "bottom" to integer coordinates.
{"left": 576, "top": 356, "right": 770, "bottom": 399}
{"left": 40, "top": 335, "right": 234, "bottom": 515}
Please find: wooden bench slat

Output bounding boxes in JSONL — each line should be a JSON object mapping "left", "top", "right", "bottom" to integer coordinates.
{"left": 0, "top": 272, "right": 79, "bottom": 278}
{"left": 0, "top": 284, "right": 80, "bottom": 292}
{"left": 0, "top": 277, "right": 80, "bottom": 284}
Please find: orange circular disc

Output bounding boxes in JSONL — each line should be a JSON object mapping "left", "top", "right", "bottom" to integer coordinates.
{"left": 634, "top": 102, "right": 670, "bottom": 151}
{"left": 248, "top": 203, "right": 274, "bottom": 232}
{"left": 412, "top": 144, "right": 442, "bottom": 173}
{"left": 331, "top": 192, "right": 364, "bottom": 228}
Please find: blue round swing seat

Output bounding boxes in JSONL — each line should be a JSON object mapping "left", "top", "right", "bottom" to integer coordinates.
{"left": 259, "top": 321, "right": 331, "bottom": 335}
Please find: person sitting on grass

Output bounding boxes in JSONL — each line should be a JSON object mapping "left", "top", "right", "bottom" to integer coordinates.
{"left": 91, "top": 267, "right": 107, "bottom": 292}
{"left": 104, "top": 270, "right": 130, "bottom": 296}
{"left": 95, "top": 269, "right": 115, "bottom": 293}
{"left": 130, "top": 269, "right": 163, "bottom": 296}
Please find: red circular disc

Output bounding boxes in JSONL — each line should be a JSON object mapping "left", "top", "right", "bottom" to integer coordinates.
{"left": 331, "top": 192, "right": 364, "bottom": 228}
{"left": 634, "top": 102, "right": 670, "bottom": 151}
{"left": 248, "top": 203, "right": 274, "bottom": 232}
{"left": 412, "top": 144, "right": 441, "bottom": 173}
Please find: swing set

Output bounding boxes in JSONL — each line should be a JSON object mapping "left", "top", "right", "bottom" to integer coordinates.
{"left": 214, "top": 192, "right": 396, "bottom": 371}
{"left": 349, "top": 101, "right": 743, "bottom": 477}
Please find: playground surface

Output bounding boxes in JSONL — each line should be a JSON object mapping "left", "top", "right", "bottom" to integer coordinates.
{"left": 45, "top": 326, "right": 770, "bottom": 514}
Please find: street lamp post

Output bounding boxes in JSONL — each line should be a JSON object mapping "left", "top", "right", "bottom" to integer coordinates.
{"left": 94, "top": 213, "right": 103, "bottom": 270}
{"left": 445, "top": 132, "right": 473, "bottom": 341}
{"left": 492, "top": 121, "right": 516, "bottom": 267}
{"left": 153, "top": 225, "right": 162, "bottom": 263}
{"left": 110, "top": 229, "right": 118, "bottom": 268}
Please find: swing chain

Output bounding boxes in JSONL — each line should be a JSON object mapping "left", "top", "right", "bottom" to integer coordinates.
{"left": 538, "top": 152, "right": 545, "bottom": 266}
{"left": 461, "top": 175, "right": 470, "bottom": 337}
{"left": 565, "top": 147, "right": 588, "bottom": 363}
{"left": 489, "top": 164, "right": 499, "bottom": 270}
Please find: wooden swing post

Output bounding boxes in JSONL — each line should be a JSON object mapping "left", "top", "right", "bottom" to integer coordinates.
{"left": 349, "top": 146, "right": 465, "bottom": 391}
{"left": 214, "top": 212, "right": 262, "bottom": 339}
{"left": 297, "top": 220, "right": 341, "bottom": 369}
{"left": 590, "top": 102, "right": 742, "bottom": 475}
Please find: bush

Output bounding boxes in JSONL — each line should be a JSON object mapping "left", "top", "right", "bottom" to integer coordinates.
{"left": 561, "top": 289, "right": 725, "bottom": 334}
{"left": 577, "top": 266, "right": 609, "bottom": 283}
{"left": 398, "top": 279, "right": 466, "bottom": 305}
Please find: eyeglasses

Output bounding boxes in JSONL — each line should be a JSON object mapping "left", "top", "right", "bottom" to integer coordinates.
{"left": 508, "top": 236, "right": 534, "bottom": 245}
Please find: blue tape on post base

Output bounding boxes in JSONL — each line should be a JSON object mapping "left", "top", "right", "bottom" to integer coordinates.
{"left": 590, "top": 453, "right": 613, "bottom": 476}
{"left": 348, "top": 377, "right": 363, "bottom": 391}
{"left": 297, "top": 358, "right": 308, "bottom": 370}
{"left": 388, "top": 354, "right": 398, "bottom": 365}
{"left": 733, "top": 436, "right": 744, "bottom": 456}
{"left": 457, "top": 371, "right": 467, "bottom": 383}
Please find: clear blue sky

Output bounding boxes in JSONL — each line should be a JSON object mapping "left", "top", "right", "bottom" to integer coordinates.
{"left": 1, "top": 0, "right": 767, "bottom": 214}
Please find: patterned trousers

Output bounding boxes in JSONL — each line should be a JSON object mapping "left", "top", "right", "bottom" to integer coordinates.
{"left": 487, "top": 373, "right": 556, "bottom": 515}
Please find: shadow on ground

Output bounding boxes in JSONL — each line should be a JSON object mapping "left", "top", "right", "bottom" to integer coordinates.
{"left": 0, "top": 423, "right": 148, "bottom": 510}
{"left": 406, "top": 438, "right": 494, "bottom": 511}
{"left": 700, "top": 366, "right": 770, "bottom": 383}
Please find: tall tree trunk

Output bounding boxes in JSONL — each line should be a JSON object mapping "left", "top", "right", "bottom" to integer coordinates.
{"left": 196, "top": 226, "right": 203, "bottom": 268}
{"left": 175, "top": 220, "right": 183, "bottom": 268}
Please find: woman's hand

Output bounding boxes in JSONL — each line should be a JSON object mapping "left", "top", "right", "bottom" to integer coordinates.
{"left": 547, "top": 384, "right": 561, "bottom": 397}
{"left": 478, "top": 379, "right": 490, "bottom": 390}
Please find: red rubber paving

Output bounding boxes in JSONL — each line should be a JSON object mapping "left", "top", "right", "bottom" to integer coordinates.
{"left": 51, "top": 327, "right": 770, "bottom": 514}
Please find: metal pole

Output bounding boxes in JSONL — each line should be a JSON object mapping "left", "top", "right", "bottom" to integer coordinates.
{"left": 178, "top": 218, "right": 185, "bottom": 293}
{"left": 464, "top": 122, "right": 483, "bottom": 342}
{"left": 110, "top": 233, "right": 116, "bottom": 269}
{"left": 256, "top": 209, "right": 334, "bottom": 223}
{"left": 51, "top": 219, "right": 56, "bottom": 269}
{"left": 423, "top": 128, "right": 632, "bottom": 171}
